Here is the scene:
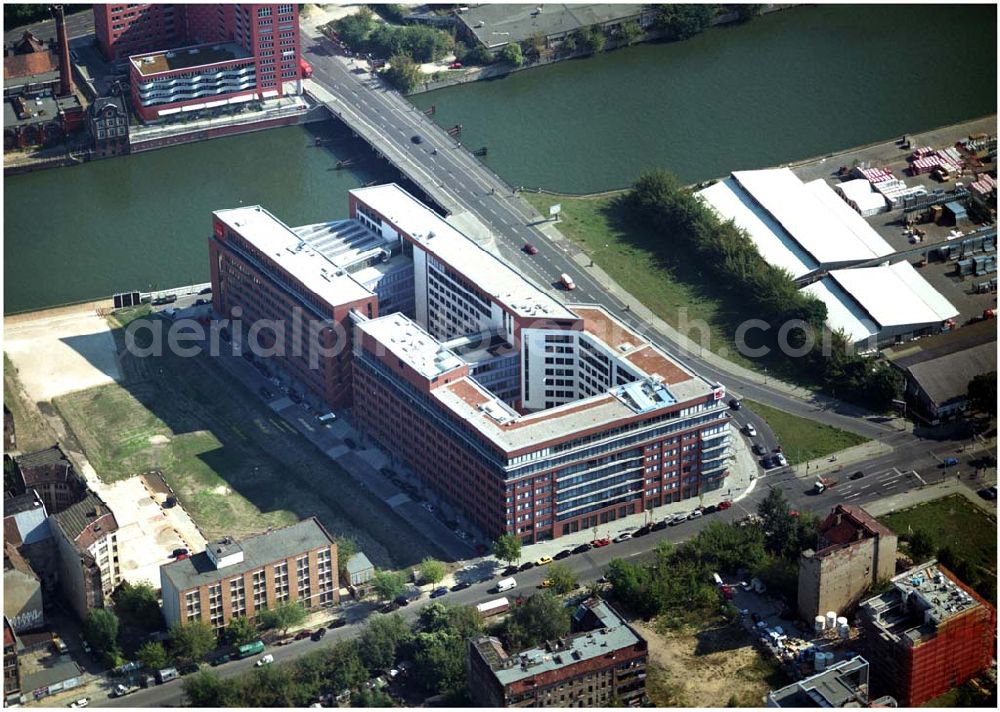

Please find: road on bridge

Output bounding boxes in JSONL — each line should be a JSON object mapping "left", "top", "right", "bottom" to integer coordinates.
{"left": 297, "top": 30, "right": 902, "bottom": 448}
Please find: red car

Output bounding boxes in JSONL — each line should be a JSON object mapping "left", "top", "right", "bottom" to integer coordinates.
{"left": 294, "top": 630, "right": 313, "bottom": 641}
{"left": 449, "top": 61, "right": 463, "bottom": 69}
{"left": 523, "top": 243, "right": 539, "bottom": 255}
{"left": 592, "top": 537, "right": 611, "bottom": 548}
{"left": 718, "top": 500, "right": 732, "bottom": 510}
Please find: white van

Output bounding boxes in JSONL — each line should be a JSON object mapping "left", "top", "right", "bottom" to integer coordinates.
{"left": 318, "top": 412, "right": 337, "bottom": 423}
{"left": 497, "top": 577, "right": 517, "bottom": 593}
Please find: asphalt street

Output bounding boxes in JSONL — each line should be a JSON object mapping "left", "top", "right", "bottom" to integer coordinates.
{"left": 4, "top": 9, "right": 95, "bottom": 45}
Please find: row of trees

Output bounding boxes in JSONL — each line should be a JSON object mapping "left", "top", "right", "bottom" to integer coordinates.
{"left": 607, "top": 488, "right": 818, "bottom": 622}
{"left": 332, "top": 8, "right": 455, "bottom": 63}
{"left": 625, "top": 169, "right": 903, "bottom": 410}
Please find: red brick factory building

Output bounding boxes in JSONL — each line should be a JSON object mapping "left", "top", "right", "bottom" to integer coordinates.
{"left": 210, "top": 184, "right": 732, "bottom": 543}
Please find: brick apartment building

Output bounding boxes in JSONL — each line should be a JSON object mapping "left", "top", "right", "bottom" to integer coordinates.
{"left": 859, "top": 560, "right": 996, "bottom": 706}
{"left": 9, "top": 446, "right": 87, "bottom": 516}
{"left": 210, "top": 184, "right": 730, "bottom": 543}
{"left": 159, "top": 518, "right": 338, "bottom": 629}
{"left": 95, "top": 4, "right": 301, "bottom": 122}
{"left": 797, "top": 504, "right": 898, "bottom": 621}
{"left": 50, "top": 493, "right": 121, "bottom": 621}
{"left": 467, "top": 598, "right": 647, "bottom": 707}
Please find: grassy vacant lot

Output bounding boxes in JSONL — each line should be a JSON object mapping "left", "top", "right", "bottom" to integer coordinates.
{"left": 878, "top": 494, "right": 996, "bottom": 603}
{"left": 522, "top": 191, "right": 754, "bottom": 369}
{"left": 53, "top": 307, "right": 436, "bottom": 568}
{"left": 744, "top": 399, "right": 869, "bottom": 464}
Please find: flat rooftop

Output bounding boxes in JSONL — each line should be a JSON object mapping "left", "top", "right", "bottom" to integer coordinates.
{"left": 161, "top": 518, "right": 332, "bottom": 592}
{"left": 357, "top": 313, "right": 465, "bottom": 380}
{"left": 862, "top": 561, "right": 985, "bottom": 645}
{"left": 293, "top": 218, "right": 395, "bottom": 273}
{"left": 768, "top": 655, "right": 869, "bottom": 707}
{"left": 130, "top": 42, "right": 250, "bottom": 76}
{"left": 349, "top": 184, "right": 577, "bottom": 322}
{"left": 801, "top": 261, "right": 958, "bottom": 343}
{"left": 214, "top": 206, "right": 373, "bottom": 312}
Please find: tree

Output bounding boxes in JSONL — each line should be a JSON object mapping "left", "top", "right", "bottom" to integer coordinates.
{"left": 757, "top": 487, "right": 799, "bottom": 557}
{"left": 968, "top": 371, "right": 997, "bottom": 417}
{"left": 113, "top": 580, "right": 163, "bottom": 631}
{"left": 372, "top": 569, "right": 407, "bottom": 601}
{"left": 336, "top": 536, "right": 358, "bottom": 578}
{"left": 525, "top": 32, "right": 545, "bottom": 60}
{"left": 545, "top": 562, "right": 578, "bottom": 594}
{"left": 419, "top": 557, "right": 445, "bottom": 585}
{"left": 84, "top": 608, "right": 120, "bottom": 658}
{"left": 619, "top": 20, "right": 642, "bottom": 46}
{"left": 137, "top": 641, "right": 170, "bottom": 671}
{"left": 499, "top": 42, "right": 524, "bottom": 67}
{"left": 318, "top": 640, "right": 368, "bottom": 693}
{"left": 383, "top": 53, "right": 422, "bottom": 93}
{"left": 352, "top": 687, "right": 396, "bottom": 707}
{"left": 226, "top": 616, "right": 258, "bottom": 647}
{"left": 493, "top": 533, "right": 522, "bottom": 566}
{"left": 908, "top": 529, "right": 936, "bottom": 562}
{"left": 501, "top": 591, "right": 571, "bottom": 651}
{"left": 239, "top": 663, "right": 305, "bottom": 707}
{"left": 258, "top": 600, "right": 307, "bottom": 636}
{"left": 182, "top": 669, "right": 233, "bottom": 707}
{"left": 411, "top": 630, "right": 466, "bottom": 695}
{"left": 464, "top": 43, "right": 494, "bottom": 66}
{"left": 606, "top": 558, "right": 656, "bottom": 618}
{"left": 170, "top": 620, "right": 217, "bottom": 663}
{"left": 655, "top": 4, "right": 714, "bottom": 41}
{"left": 358, "top": 614, "right": 411, "bottom": 673}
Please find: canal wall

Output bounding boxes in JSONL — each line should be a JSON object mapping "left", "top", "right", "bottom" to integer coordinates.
{"left": 406, "top": 4, "right": 801, "bottom": 96}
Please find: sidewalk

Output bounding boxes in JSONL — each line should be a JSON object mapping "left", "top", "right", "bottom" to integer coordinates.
{"left": 862, "top": 477, "right": 997, "bottom": 518}
{"left": 788, "top": 439, "right": 896, "bottom": 481}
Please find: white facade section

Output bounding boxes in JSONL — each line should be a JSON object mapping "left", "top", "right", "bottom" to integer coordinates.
{"left": 834, "top": 178, "right": 889, "bottom": 217}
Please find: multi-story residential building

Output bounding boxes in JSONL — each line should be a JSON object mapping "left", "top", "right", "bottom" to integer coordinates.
{"left": 104, "top": 3, "right": 301, "bottom": 122}
{"left": 159, "top": 517, "right": 338, "bottom": 629}
{"left": 797, "top": 504, "right": 897, "bottom": 621}
{"left": 3, "top": 618, "right": 19, "bottom": 705}
{"left": 210, "top": 183, "right": 730, "bottom": 543}
{"left": 88, "top": 91, "right": 131, "bottom": 158}
{"left": 49, "top": 493, "right": 121, "bottom": 620}
{"left": 859, "top": 560, "right": 996, "bottom": 706}
{"left": 467, "top": 598, "right": 647, "bottom": 707}
{"left": 9, "top": 446, "right": 87, "bottom": 516}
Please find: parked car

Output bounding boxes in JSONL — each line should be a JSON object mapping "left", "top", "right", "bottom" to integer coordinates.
{"left": 718, "top": 500, "right": 733, "bottom": 510}
{"left": 519, "top": 561, "right": 535, "bottom": 572}
{"left": 523, "top": 243, "right": 539, "bottom": 255}
{"left": 171, "top": 548, "right": 189, "bottom": 558}
{"left": 850, "top": 471, "right": 865, "bottom": 480}
{"left": 178, "top": 662, "right": 200, "bottom": 676}
{"left": 633, "top": 524, "right": 652, "bottom": 537}
{"left": 774, "top": 453, "right": 788, "bottom": 467}
{"left": 199, "top": 287, "right": 212, "bottom": 295}
{"left": 761, "top": 456, "right": 778, "bottom": 469}
{"left": 752, "top": 443, "right": 767, "bottom": 456}
{"left": 394, "top": 595, "right": 411, "bottom": 607}
{"left": 978, "top": 486, "right": 997, "bottom": 500}
{"left": 729, "top": 398, "right": 742, "bottom": 410}
{"left": 210, "top": 654, "right": 231, "bottom": 666}
{"left": 669, "top": 513, "right": 688, "bottom": 525}
{"left": 448, "top": 61, "right": 463, "bottom": 69}
{"left": 651, "top": 519, "right": 668, "bottom": 531}
{"left": 687, "top": 510, "right": 703, "bottom": 520}
{"left": 256, "top": 654, "right": 274, "bottom": 667}
{"left": 744, "top": 423, "right": 757, "bottom": 437}
{"left": 592, "top": 537, "right": 611, "bottom": 548}
{"left": 554, "top": 549, "right": 572, "bottom": 560}
{"left": 294, "top": 630, "right": 313, "bottom": 641}
{"left": 942, "top": 457, "right": 959, "bottom": 467}
{"left": 534, "top": 555, "right": 553, "bottom": 566}
{"left": 613, "top": 531, "right": 633, "bottom": 543}
{"left": 703, "top": 504, "right": 718, "bottom": 514}
{"left": 571, "top": 543, "right": 592, "bottom": 555}
{"left": 68, "top": 699, "right": 89, "bottom": 708}
{"left": 327, "top": 618, "right": 347, "bottom": 629}
{"left": 311, "top": 628, "right": 327, "bottom": 641}
{"left": 502, "top": 565, "right": 519, "bottom": 576}
{"left": 451, "top": 581, "right": 472, "bottom": 592}
{"left": 430, "top": 586, "right": 449, "bottom": 599}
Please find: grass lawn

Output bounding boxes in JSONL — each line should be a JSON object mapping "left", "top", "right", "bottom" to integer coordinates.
{"left": 522, "top": 191, "right": 755, "bottom": 369}
{"left": 743, "top": 399, "right": 869, "bottom": 464}
{"left": 878, "top": 494, "right": 996, "bottom": 604}
{"left": 53, "top": 308, "right": 437, "bottom": 567}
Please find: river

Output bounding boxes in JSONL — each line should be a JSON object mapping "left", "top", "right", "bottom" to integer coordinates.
{"left": 409, "top": 3, "right": 996, "bottom": 192}
{"left": 4, "top": 3, "right": 996, "bottom": 313}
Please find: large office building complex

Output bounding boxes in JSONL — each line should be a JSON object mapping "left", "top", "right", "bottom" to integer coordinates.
{"left": 210, "top": 184, "right": 731, "bottom": 542}
{"left": 160, "top": 518, "right": 338, "bottom": 629}
{"left": 95, "top": 4, "right": 301, "bottom": 122}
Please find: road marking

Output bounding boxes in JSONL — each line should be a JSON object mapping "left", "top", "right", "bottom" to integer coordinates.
{"left": 844, "top": 492, "right": 862, "bottom": 500}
